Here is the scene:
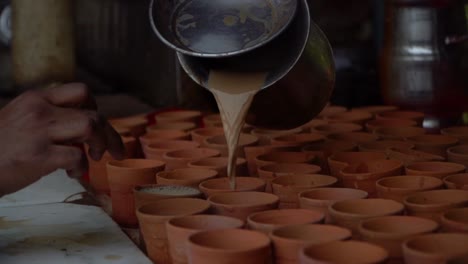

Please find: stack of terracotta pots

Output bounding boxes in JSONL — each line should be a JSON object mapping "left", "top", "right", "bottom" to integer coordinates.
{"left": 84, "top": 107, "right": 468, "bottom": 264}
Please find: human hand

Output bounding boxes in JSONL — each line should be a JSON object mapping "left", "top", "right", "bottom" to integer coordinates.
{"left": 0, "top": 83, "right": 124, "bottom": 196}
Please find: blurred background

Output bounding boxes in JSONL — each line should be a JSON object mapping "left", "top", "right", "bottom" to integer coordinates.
{"left": 0, "top": 0, "right": 467, "bottom": 127}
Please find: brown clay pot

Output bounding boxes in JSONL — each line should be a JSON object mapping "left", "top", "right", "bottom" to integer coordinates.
{"left": 188, "top": 157, "right": 247, "bottom": 178}
{"left": 365, "top": 118, "right": 417, "bottom": 132}
{"left": 323, "top": 110, "right": 373, "bottom": 125}
{"left": 440, "top": 207, "right": 468, "bottom": 233}
{"left": 166, "top": 215, "right": 244, "bottom": 264}
{"left": 302, "top": 140, "right": 358, "bottom": 174}
{"left": 405, "top": 161, "right": 466, "bottom": 179}
{"left": 407, "top": 134, "right": 459, "bottom": 157}
{"left": 299, "top": 188, "right": 369, "bottom": 223}
{"left": 339, "top": 159, "right": 404, "bottom": 197}
{"left": 190, "top": 127, "right": 224, "bottom": 145}
{"left": 358, "top": 216, "right": 439, "bottom": 260}
{"left": 300, "top": 119, "right": 328, "bottom": 132}
{"left": 386, "top": 147, "right": 445, "bottom": 166}
{"left": 328, "top": 198, "right": 405, "bottom": 237}
{"left": 156, "top": 168, "right": 218, "bottom": 188}
{"left": 86, "top": 136, "right": 137, "bottom": 194}
{"left": 251, "top": 127, "right": 303, "bottom": 146}
{"left": 327, "top": 151, "right": 387, "bottom": 178}
{"left": 247, "top": 209, "right": 325, "bottom": 234}
{"left": 203, "top": 134, "right": 259, "bottom": 157}
{"left": 271, "top": 174, "right": 338, "bottom": 209}
{"left": 162, "top": 148, "right": 220, "bottom": 171}
{"left": 317, "top": 105, "right": 347, "bottom": 118}
{"left": 202, "top": 114, "right": 222, "bottom": 127}
{"left": 140, "top": 130, "right": 191, "bottom": 145}
{"left": 198, "top": 177, "right": 266, "bottom": 198}
{"left": 300, "top": 240, "right": 389, "bottom": 264}
{"left": 358, "top": 140, "right": 415, "bottom": 152}
{"left": 271, "top": 133, "right": 326, "bottom": 147}
{"left": 376, "top": 110, "right": 425, "bottom": 125}
{"left": 134, "top": 184, "right": 202, "bottom": 210}
{"left": 155, "top": 110, "right": 202, "bottom": 124}
{"left": 271, "top": 224, "right": 352, "bottom": 264}
{"left": 208, "top": 191, "right": 279, "bottom": 220}
{"left": 403, "top": 189, "right": 468, "bottom": 222}
{"left": 244, "top": 145, "right": 299, "bottom": 176}
{"left": 444, "top": 173, "right": 468, "bottom": 190}
{"left": 441, "top": 126, "right": 468, "bottom": 145}
{"left": 402, "top": 233, "right": 468, "bottom": 264}
{"left": 187, "top": 228, "right": 272, "bottom": 264}
{"left": 142, "top": 140, "right": 200, "bottom": 160}
{"left": 447, "top": 145, "right": 468, "bottom": 167}
{"left": 376, "top": 175, "right": 444, "bottom": 203}
{"left": 255, "top": 152, "right": 318, "bottom": 173}
{"left": 147, "top": 121, "right": 197, "bottom": 132}
{"left": 136, "top": 198, "right": 211, "bottom": 264}
{"left": 353, "top": 105, "right": 399, "bottom": 116}
{"left": 258, "top": 163, "right": 322, "bottom": 193}
{"left": 310, "top": 122, "right": 363, "bottom": 136}
{"left": 327, "top": 132, "right": 379, "bottom": 145}
{"left": 374, "top": 126, "right": 426, "bottom": 141}
{"left": 106, "top": 159, "right": 165, "bottom": 227}
{"left": 109, "top": 115, "right": 148, "bottom": 138}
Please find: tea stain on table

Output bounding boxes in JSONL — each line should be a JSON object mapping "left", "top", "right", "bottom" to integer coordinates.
{"left": 0, "top": 217, "right": 30, "bottom": 229}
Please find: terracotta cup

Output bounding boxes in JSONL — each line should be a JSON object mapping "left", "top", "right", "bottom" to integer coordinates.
{"left": 441, "top": 126, "right": 468, "bottom": 144}
{"left": 376, "top": 110, "right": 425, "bottom": 125}
{"left": 166, "top": 215, "right": 244, "bottom": 264}
{"left": 187, "top": 157, "right": 247, "bottom": 178}
{"left": 302, "top": 140, "right": 358, "bottom": 174}
{"left": 323, "top": 110, "right": 373, "bottom": 125}
{"left": 134, "top": 184, "right": 202, "bottom": 210}
{"left": 109, "top": 115, "right": 148, "bottom": 138}
{"left": 250, "top": 127, "right": 303, "bottom": 146}
{"left": 327, "top": 132, "right": 379, "bottom": 145}
{"left": 140, "top": 130, "right": 191, "bottom": 145}
{"left": 271, "top": 174, "right": 338, "bottom": 209}
{"left": 340, "top": 159, "right": 404, "bottom": 197}
{"left": 247, "top": 209, "right": 325, "bottom": 234}
{"left": 272, "top": 224, "right": 352, "bottom": 264}
{"left": 317, "top": 105, "right": 347, "bottom": 118}
{"left": 258, "top": 163, "right": 322, "bottom": 193}
{"left": 358, "top": 140, "right": 415, "bottom": 152}
{"left": 444, "top": 173, "right": 468, "bottom": 190}
{"left": 353, "top": 105, "right": 399, "bottom": 116}
{"left": 142, "top": 140, "right": 200, "bottom": 160}
{"left": 328, "top": 198, "right": 405, "bottom": 237}
{"left": 299, "top": 188, "right": 369, "bottom": 223}
{"left": 162, "top": 148, "right": 220, "bottom": 171}
{"left": 271, "top": 133, "right": 326, "bottom": 147}
{"left": 386, "top": 147, "right": 445, "bottom": 166}
{"left": 407, "top": 134, "right": 459, "bottom": 157}
{"left": 376, "top": 175, "right": 444, "bottom": 202}
{"left": 374, "top": 126, "right": 426, "bottom": 141}
{"left": 86, "top": 136, "right": 137, "bottom": 194}
{"left": 190, "top": 127, "right": 224, "bottom": 145}
{"left": 402, "top": 233, "right": 468, "bottom": 264}
{"left": 187, "top": 228, "right": 271, "bottom": 264}
{"left": 155, "top": 110, "right": 202, "bottom": 124}
{"left": 447, "top": 145, "right": 468, "bottom": 167}
{"left": 300, "top": 240, "right": 389, "bottom": 264}
{"left": 203, "top": 134, "right": 259, "bottom": 157}
{"left": 147, "top": 121, "right": 197, "bottom": 132}
{"left": 440, "top": 207, "right": 468, "bottom": 233}
{"left": 403, "top": 189, "right": 468, "bottom": 222}
{"left": 327, "top": 151, "right": 387, "bottom": 178}
{"left": 358, "top": 216, "right": 439, "bottom": 260}
{"left": 208, "top": 191, "right": 279, "bottom": 221}
{"left": 310, "top": 122, "right": 363, "bottom": 136}
{"left": 136, "top": 198, "right": 211, "bottom": 264}
{"left": 202, "top": 114, "right": 222, "bottom": 127}
{"left": 255, "top": 152, "right": 318, "bottom": 173}
{"left": 156, "top": 168, "right": 218, "bottom": 188}
{"left": 106, "top": 159, "right": 165, "bottom": 227}
{"left": 244, "top": 145, "right": 299, "bottom": 176}
{"left": 405, "top": 161, "right": 466, "bottom": 179}
{"left": 365, "top": 118, "right": 417, "bottom": 132}
{"left": 198, "top": 177, "right": 266, "bottom": 198}
{"left": 300, "top": 119, "right": 328, "bottom": 132}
